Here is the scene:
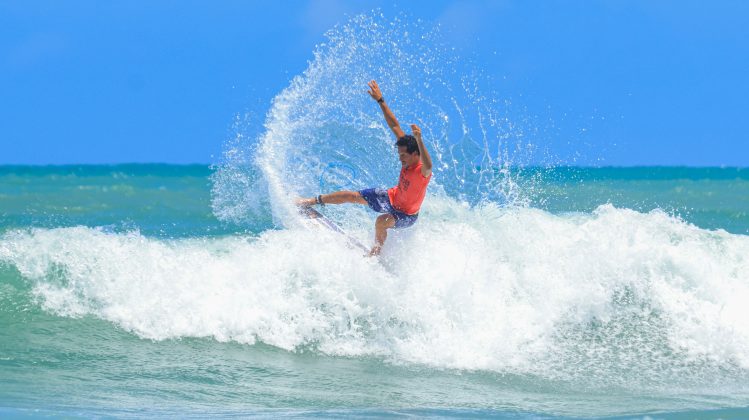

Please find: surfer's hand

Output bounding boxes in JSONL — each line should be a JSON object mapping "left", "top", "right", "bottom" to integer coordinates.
{"left": 367, "top": 80, "right": 383, "bottom": 102}
{"left": 411, "top": 124, "right": 422, "bottom": 139}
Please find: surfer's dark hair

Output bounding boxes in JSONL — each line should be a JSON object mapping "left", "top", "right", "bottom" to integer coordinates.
{"left": 396, "top": 135, "right": 420, "bottom": 155}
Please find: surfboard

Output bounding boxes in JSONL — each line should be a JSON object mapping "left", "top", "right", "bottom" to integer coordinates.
{"left": 299, "top": 206, "right": 370, "bottom": 253}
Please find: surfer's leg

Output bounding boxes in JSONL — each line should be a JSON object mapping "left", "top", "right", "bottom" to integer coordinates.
{"left": 370, "top": 213, "right": 396, "bottom": 256}
{"left": 320, "top": 191, "right": 368, "bottom": 205}
{"left": 296, "top": 190, "right": 367, "bottom": 207}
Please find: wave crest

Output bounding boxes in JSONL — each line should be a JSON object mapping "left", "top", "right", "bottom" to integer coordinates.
{"left": 3, "top": 203, "right": 749, "bottom": 388}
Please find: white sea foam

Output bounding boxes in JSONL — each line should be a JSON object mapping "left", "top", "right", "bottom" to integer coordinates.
{"left": 3, "top": 202, "right": 749, "bottom": 386}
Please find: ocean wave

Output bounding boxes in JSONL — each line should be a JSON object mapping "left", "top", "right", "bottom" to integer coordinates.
{"left": 3, "top": 202, "right": 749, "bottom": 388}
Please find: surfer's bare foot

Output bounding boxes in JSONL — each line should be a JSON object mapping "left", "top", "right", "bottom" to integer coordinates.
{"left": 296, "top": 194, "right": 327, "bottom": 207}
{"left": 368, "top": 245, "right": 382, "bottom": 257}
{"left": 295, "top": 197, "right": 316, "bottom": 207}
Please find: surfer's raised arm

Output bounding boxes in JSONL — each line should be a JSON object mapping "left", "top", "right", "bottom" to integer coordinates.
{"left": 411, "top": 124, "right": 433, "bottom": 178}
{"left": 368, "top": 80, "right": 406, "bottom": 139}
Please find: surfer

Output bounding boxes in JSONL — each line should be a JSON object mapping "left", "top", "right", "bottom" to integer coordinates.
{"left": 297, "top": 80, "right": 433, "bottom": 256}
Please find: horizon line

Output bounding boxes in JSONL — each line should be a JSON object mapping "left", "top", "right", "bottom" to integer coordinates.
{"left": 0, "top": 163, "right": 747, "bottom": 170}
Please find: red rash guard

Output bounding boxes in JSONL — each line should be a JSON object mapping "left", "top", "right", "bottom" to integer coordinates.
{"left": 387, "top": 161, "right": 431, "bottom": 215}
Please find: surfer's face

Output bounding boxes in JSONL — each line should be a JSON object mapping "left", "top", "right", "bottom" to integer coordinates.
{"left": 397, "top": 146, "right": 419, "bottom": 167}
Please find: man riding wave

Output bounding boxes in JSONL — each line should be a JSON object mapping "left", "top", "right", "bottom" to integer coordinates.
{"left": 297, "top": 80, "right": 433, "bottom": 256}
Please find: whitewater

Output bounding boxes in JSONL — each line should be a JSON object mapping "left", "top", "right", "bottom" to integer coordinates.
{"left": 2, "top": 13, "right": 749, "bottom": 418}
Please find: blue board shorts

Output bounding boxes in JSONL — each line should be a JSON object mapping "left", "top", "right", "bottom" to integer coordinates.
{"left": 358, "top": 188, "right": 418, "bottom": 229}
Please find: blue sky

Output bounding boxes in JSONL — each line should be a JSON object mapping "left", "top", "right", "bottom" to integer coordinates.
{"left": 1, "top": 0, "right": 747, "bottom": 166}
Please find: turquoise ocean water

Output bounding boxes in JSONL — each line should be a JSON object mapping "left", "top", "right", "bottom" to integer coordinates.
{"left": 3, "top": 14, "right": 749, "bottom": 419}
{"left": 2, "top": 165, "right": 749, "bottom": 418}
